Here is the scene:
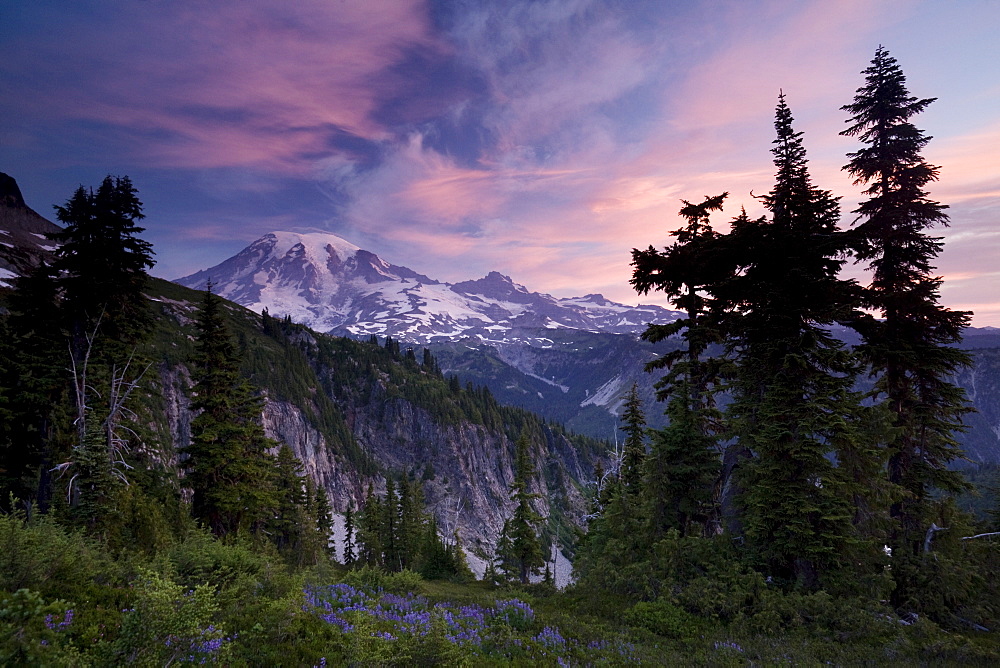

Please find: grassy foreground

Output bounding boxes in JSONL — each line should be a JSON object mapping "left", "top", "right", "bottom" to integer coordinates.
{"left": 4, "top": 509, "right": 1000, "bottom": 666}
{"left": 0, "top": 504, "right": 1000, "bottom": 666}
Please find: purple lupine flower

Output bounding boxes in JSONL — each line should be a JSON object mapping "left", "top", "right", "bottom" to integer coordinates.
{"left": 494, "top": 598, "right": 534, "bottom": 628}
{"left": 713, "top": 640, "right": 744, "bottom": 652}
{"left": 534, "top": 626, "right": 566, "bottom": 649}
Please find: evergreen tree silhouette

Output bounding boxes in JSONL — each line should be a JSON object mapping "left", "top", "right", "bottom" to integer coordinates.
{"left": 842, "top": 46, "right": 973, "bottom": 604}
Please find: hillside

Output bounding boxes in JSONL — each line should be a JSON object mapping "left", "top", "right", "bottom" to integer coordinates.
{"left": 143, "top": 277, "right": 600, "bottom": 566}
{"left": 170, "top": 226, "right": 1000, "bottom": 462}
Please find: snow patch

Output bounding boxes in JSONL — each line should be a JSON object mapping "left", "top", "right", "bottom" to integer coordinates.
{"left": 581, "top": 374, "right": 627, "bottom": 409}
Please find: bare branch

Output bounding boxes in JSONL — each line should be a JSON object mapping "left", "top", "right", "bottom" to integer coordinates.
{"left": 924, "top": 523, "right": 948, "bottom": 553}
{"left": 962, "top": 532, "right": 1000, "bottom": 541}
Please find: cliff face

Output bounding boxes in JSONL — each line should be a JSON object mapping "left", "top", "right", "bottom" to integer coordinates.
{"left": 342, "top": 389, "right": 589, "bottom": 555}
{"left": 261, "top": 398, "right": 368, "bottom": 512}
{"left": 147, "top": 279, "right": 596, "bottom": 561}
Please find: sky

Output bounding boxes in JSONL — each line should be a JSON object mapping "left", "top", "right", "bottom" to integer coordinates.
{"left": 2, "top": 0, "right": 998, "bottom": 325}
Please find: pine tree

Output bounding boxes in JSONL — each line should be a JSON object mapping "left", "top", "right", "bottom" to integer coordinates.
{"left": 356, "top": 487, "right": 384, "bottom": 567}
{"left": 645, "top": 399, "right": 720, "bottom": 538}
{"left": 397, "top": 477, "right": 427, "bottom": 571}
{"left": 841, "top": 47, "right": 973, "bottom": 602}
{"left": 0, "top": 265, "right": 68, "bottom": 507}
{"left": 185, "top": 287, "right": 279, "bottom": 538}
{"left": 498, "top": 431, "right": 545, "bottom": 584}
{"left": 343, "top": 505, "right": 357, "bottom": 567}
{"left": 632, "top": 194, "right": 729, "bottom": 538}
{"left": 51, "top": 175, "right": 155, "bottom": 350}
{"left": 2, "top": 177, "right": 155, "bottom": 509}
{"left": 725, "top": 93, "right": 866, "bottom": 588}
{"left": 313, "top": 482, "right": 334, "bottom": 557}
{"left": 382, "top": 480, "right": 401, "bottom": 571}
{"left": 618, "top": 383, "right": 646, "bottom": 491}
{"left": 272, "top": 445, "right": 312, "bottom": 562}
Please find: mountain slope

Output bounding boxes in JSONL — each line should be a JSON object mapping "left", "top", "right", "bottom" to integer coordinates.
{"left": 0, "top": 171, "right": 61, "bottom": 280}
{"left": 146, "top": 278, "right": 597, "bottom": 565}
{"left": 175, "top": 230, "right": 681, "bottom": 344}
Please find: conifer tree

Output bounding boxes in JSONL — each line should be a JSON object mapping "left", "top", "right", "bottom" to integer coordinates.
{"left": 343, "top": 505, "right": 357, "bottom": 567}
{"left": 313, "top": 483, "right": 334, "bottom": 557}
{"left": 632, "top": 194, "right": 729, "bottom": 538}
{"left": 725, "top": 94, "right": 866, "bottom": 588}
{"left": 0, "top": 265, "right": 68, "bottom": 506}
{"left": 398, "top": 477, "right": 427, "bottom": 570}
{"left": 619, "top": 383, "right": 646, "bottom": 491}
{"left": 186, "top": 287, "right": 279, "bottom": 537}
{"left": 841, "top": 47, "right": 973, "bottom": 602}
{"left": 51, "top": 175, "right": 154, "bottom": 350}
{"left": 498, "top": 431, "right": 545, "bottom": 584}
{"left": 382, "top": 480, "right": 401, "bottom": 570}
{"left": 272, "top": 445, "right": 310, "bottom": 561}
{"left": 356, "top": 487, "right": 384, "bottom": 567}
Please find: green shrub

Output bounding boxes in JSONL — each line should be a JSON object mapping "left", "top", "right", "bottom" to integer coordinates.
{"left": 101, "top": 569, "right": 230, "bottom": 666}
{"left": 0, "top": 588, "right": 81, "bottom": 666}
{"left": 0, "top": 508, "right": 120, "bottom": 605}
{"left": 343, "top": 565, "right": 423, "bottom": 594}
{"left": 625, "top": 599, "right": 701, "bottom": 640}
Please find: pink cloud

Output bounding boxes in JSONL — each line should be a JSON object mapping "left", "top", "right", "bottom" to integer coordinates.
{"left": 10, "top": 0, "right": 438, "bottom": 170}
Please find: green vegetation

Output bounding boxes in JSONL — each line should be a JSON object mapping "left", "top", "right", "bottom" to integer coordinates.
{"left": 496, "top": 431, "right": 546, "bottom": 584}
{"left": 354, "top": 477, "right": 470, "bottom": 580}
{"left": 574, "top": 45, "right": 1000, "bottom": 662}
{"left": 2, "top": 507, "right": 1000, "bottom": 665}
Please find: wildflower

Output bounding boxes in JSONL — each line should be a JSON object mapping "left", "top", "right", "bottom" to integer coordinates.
{"left": 713, "top": 640, "right": 743, "bottom": 653}
{"left": 535, "top": 626, "right": 566, "bottom": 649}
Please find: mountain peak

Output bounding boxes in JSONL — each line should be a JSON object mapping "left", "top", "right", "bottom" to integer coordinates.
{"left": 0, "top": 172, "right": 28, "bottom": 209}
{"left": 176, "top": 229, "right": 682, "bottom": 342}
{"left": 451, "top": 271, "right": 534, "bottom": 303}
{"left": 263, "top": 230, "right": 361, "bottom": 263}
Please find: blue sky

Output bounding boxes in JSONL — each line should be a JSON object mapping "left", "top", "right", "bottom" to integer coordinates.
{"left": 2, "top": 0, "right": 998, "bottom": 324}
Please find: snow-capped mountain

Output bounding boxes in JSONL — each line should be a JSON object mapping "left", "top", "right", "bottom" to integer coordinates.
{"left": 175, "top": 231, "right": 681, "bottom": 344}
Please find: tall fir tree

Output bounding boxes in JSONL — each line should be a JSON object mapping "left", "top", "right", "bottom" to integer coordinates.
{"left": 312, "top": 482, "right": 334, "bottom": 557}
{"left": 841, "top": 47, "right": 973, "bottom": 604}
{"left": 632, "top": 193, "right": 729, "bottom": 538}
{"left": 343, "top": 505, "right": 357, "bottom": 567}
{"left": 3, "top": 177, "right": 155, "bottom": 512}
{"left": 51, "top": 175, "right": 155, "bottom": 351}
{"left": 724, "top": 93, "right": 867, "bottom": 588}
{"left": 498, "top": 431, "right": 545, "bottom": 584}
{"left": 356, "top": 486, "right": 384, "bottom": 567}
{"left": 185, "top": 286, "right": 279, "bottom": 538}
{"left": 382, "top": 480, "right": 401, "bottom": 570}
{"left": 271, "top": 445, "right": 313, "bottom": 563}
{"left": 0, "top": 265, "right": 68, "bottom": 507}
{"left": 618, "top": 383, "right": 647, "bottom": 491}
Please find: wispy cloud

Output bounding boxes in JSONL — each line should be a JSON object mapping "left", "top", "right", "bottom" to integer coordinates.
{"left": 2, "top": 0, "right": 437, "bottom": 169}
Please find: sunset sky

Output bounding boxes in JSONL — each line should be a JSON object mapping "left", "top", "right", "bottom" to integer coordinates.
{"left": 2, "top": 0, "right": 998, "bottom": 325}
